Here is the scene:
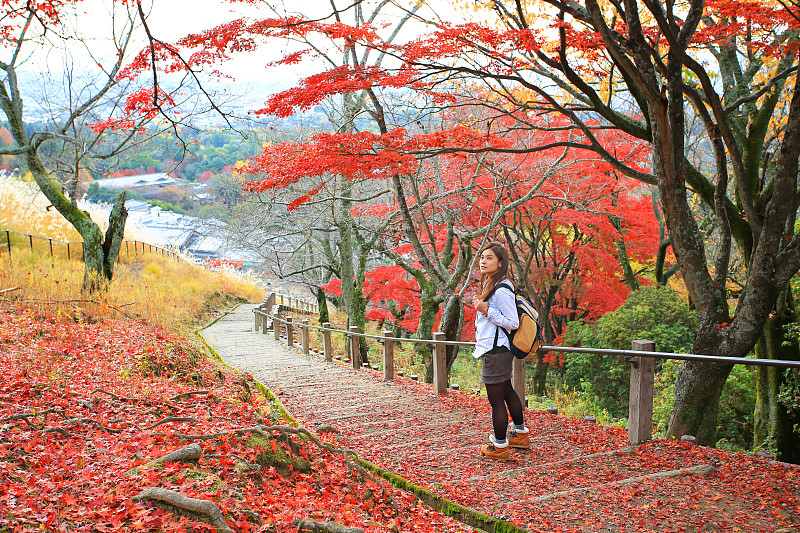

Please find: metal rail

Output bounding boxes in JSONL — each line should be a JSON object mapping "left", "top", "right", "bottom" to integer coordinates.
{"left": 256, "top": 308, "right": 800, "bottom": 368}
{"left": 255, "top": 309, "right": 474, "bottom": 347}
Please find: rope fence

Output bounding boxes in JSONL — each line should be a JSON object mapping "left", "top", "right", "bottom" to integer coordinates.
{"left": 1, "top": 228, "right": 185, "bottom": 262}
{"left": 254, "top": 292, "right": 800, "bottom": 447}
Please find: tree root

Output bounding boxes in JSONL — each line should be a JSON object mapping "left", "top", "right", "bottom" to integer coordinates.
{"left": 142, "top": 416, "right": 198, "bottom": 431}
{"left": 40, "top": 427, "right": 77, "bottom": 438}
{"left": 293, "top": 519, "right": 364, "bottom": 533}
{"left": 90, "top": 388, "right": 141, "bottom": 403}
{"left": 126, "top": 443, "right": 202, "bottom": 476}
{"left": 0, "top": 408, "right": 66, "bottom": 428}
{"left": 132, "top": 487, "right": 233, "bottom": 533}
{"left": 168, "top": 424, "right": 369, "bottom": 477}
{"left": 62, "top": 417, "right": 123, "bottom": 433}
{"left": 168, "top": 390, "right": 209, "bottom": 402}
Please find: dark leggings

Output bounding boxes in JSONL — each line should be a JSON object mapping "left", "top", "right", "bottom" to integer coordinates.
{"left": 485, "top": 379, "right": 524, "bottom": 441}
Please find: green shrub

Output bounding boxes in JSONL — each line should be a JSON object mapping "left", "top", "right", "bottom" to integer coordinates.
{"left": 559, "top": 285, "right": 698, "bottom": 417}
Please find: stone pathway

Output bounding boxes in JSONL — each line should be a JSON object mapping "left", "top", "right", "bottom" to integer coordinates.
{"left": 200, "top": 304, "right": 799, "bottom": 533}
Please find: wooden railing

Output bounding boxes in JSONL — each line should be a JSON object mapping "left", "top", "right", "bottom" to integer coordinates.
{"left": 253, "top": 293, "right": 800, "bottom": 447}
{"left": 1, "top": 228, "right": 185, "bottom": 262}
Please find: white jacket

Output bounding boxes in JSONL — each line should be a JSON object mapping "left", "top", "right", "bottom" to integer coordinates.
{"left": 472, "top": 279, "right": 519, "bottom": 358}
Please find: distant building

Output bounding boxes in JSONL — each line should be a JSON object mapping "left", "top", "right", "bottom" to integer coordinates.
{"left": 97, "top": 173, "right": 177, "bottom": 190}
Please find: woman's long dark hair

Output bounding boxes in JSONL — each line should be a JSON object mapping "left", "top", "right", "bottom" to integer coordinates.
{"left": 478, "top": 242, "right": 511, "bottom": 300}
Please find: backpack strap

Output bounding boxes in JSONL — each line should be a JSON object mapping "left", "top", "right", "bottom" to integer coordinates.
{"left": 483, "top": 281, "right": 514, "bottom": 302}
{"left": 485, "top": 281, "right": 515, "bottom": 351}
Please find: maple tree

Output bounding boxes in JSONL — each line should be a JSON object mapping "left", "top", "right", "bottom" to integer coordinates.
{"left": 428, "top": 0, "right": 800, "bottom": 458}
{"left": 146, "top": 1, "right": 661, "bottom": 381}
{"left": 502, "top": 150, "right": 661, "bottom": 393}
{"left": 194, "top": 0, "right": 800, "bottom": 456}
{"left": 222, "top": 0, "right": 425, "bottom": 366}
{"left": 113, "top": 0, "right": 800, "bottom": 457}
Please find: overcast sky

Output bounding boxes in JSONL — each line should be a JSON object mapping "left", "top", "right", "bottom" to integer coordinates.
{"left": 14, "top": 0, "right": 470, "bottom": 120}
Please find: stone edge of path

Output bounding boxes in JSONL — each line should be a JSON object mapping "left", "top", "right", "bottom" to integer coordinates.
{"left": 196, "top": 304, "right": 528, "bottom": 533}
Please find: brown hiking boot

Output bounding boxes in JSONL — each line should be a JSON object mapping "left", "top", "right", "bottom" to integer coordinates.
{"left": 508, "top": 428, "right": 531, "bottom": 448}
{"left": 481, "top": 443, "right": 510, "bottom": 460}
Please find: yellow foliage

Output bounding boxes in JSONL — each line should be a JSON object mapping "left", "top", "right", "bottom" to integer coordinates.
{"left": 143, "top": 262, "right": 162, "bottom": 277}
{"left": 0, "top": 246, "right": 264, "bottom": 337}
{"left": 0, "top": 173, "right": 265, "bottom": 335}
{"left": 0, "top": 173, "right": 82, "bottom": 240}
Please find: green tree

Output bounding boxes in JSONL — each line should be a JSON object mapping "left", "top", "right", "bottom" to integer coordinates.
{"left": 561, "top": 285, "right": 698, "bottom": 415}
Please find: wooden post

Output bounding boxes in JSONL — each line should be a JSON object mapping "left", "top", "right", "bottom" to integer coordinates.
{"left": 48, "top": 239, "right": 53, "bottom": 258}
{"left": 66, "top": 242, "right": 70, "bottom": 260}
{"left": 29, "top": 234, "right": 33, "bottom": 251}
{"left": 433, "top": 332, "right": 448, "bottom": 395}
{"left": 274, "top": 316, "right": 281, "bottom": 341}
{"left": 349, "top": 326, "right": 360, "bottom": 369}
{"left": 262, "top": 312, "right": 269, "bottom": 334}
{"left": 382, "top": 329, "right": 395, "bottom": 381}
{"left": 254, "top": 310, "right": 260, "bottom": 331}
{"left": 322, "top": 323, "right": 333, "bottom": 362}
{"left": 286, "top": 316, "right": 294, "bottom": 347}
{"left": 5, "top": 230, "right": 10, "bottom": 256}
{"left": 628, "top": 339, "right": 655, "bottom": 446}
{"left": 301, "top": 319, "right": 310, "bottom": 355}
{"left": 512, "top": 357, "right": 526, "bottom": 407}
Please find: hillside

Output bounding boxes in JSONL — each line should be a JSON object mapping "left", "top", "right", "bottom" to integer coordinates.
{"left": 0, "top": 301, "right": 472, "bottom": 533}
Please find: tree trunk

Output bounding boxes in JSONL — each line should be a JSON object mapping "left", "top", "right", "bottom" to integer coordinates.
{"left": 416, "top": 285, "right": 440, "bottom": 382}
{"left": 754, "top": 311, "right": 800, "bottom": 463}
{"left": 423, "top": 293, "right": 462, "bottom": 382}
{"left": 316, "top": 287, "right": 330, "bottom": 325}
{"left": 43, "top": 182, "right": 127, "bottom": 293}
{"left": 531, "top": 353, "right": 548, "bottom": 396}
{"left": 4, "top": 96, "right": 128, "bottom": 292}
{"left": 667, "top": 325, "right": 733, "bottom": 444}
{"left": 440, "top": 293, "right": 464, "bottom": 372}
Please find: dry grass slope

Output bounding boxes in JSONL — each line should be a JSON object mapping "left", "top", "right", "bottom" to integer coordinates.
{"left": 0, "top": 174, "right": 264, "bottom": 335}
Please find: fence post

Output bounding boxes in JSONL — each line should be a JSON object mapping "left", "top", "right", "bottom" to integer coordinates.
{"left": 433, "top": 332, "right": 448, "bottom": 395}
{"left": 382, "top": 329, "right": 395, "bottom": 381}
{"left": 262, "top": 312, "right": 269, "bottom": 334}
{"left": 349, "top": 326, "right": 360, "bottom": 369}
{"left": 48, "top": 239, "right": 53, "bottom": 258}
{"left": 286, "top": 316, "right": 294, "bottom": 348}
{"left": 628, "top": 339, "right": 655, "bottom": 446}
{"left": 5, "top": 230, "right": 10, "bottom": 256}
{"left": 274, "top": 316, "right": 281, "bottom": 341}
{"left": 512, "top": 358, "right": 526, "bottom": 408}
{"left": 254, "top": 310, "right": 260, "bottom": 332}
{"left": 301, "top": 319, "right": 310, "bottom": 355}
{"left": 322, "top": 323, "right": 333, "bottom": 362}
{"left": 66, "top": 242, "right": 70, "bottom": 260}
{"left": 29, "top": 234, "right": 33, "bottom": 251}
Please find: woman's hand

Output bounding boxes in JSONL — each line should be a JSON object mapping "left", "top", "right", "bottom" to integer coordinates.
{"left": 473, "top": 298, "right": 489, "bottom": 315}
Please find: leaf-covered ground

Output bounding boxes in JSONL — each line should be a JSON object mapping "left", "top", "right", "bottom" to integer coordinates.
{"left": 270, "top": 358, "right": 800, "bottom": 533}
{"left": 0, "top": 302, "right": 475, "bottom": 533}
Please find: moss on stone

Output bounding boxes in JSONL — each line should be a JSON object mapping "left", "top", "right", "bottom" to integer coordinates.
{"left": 355, "top": 458, "right": 528, "bottom": 533}
{"left": 246, "top": 433, "right": 310, "bottom": 477}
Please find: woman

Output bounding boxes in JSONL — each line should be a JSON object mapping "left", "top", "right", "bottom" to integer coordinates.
{"left": 471, "top": 242, "right": 530, "bottom": 460}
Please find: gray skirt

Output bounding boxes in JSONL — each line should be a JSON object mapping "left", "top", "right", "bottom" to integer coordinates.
{"left": 480, "top": 348, "right": 514, "bottom": 384}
